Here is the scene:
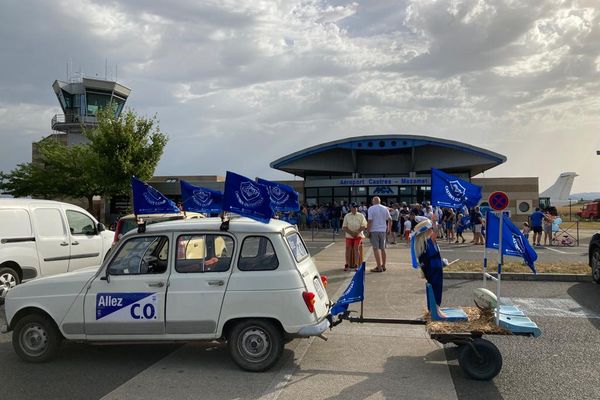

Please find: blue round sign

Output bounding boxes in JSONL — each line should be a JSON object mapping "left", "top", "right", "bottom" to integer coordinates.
{"left": 488, "top": 191, "right": 509, "bottom": 211}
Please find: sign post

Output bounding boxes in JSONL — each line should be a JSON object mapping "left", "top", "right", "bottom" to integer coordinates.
{"left": 488, "top": 191, "right": 509, "bottom": 324}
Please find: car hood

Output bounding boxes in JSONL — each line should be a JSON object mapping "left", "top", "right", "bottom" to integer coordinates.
{"left": 7, "top": 266, "right": 99, "bottom": 299}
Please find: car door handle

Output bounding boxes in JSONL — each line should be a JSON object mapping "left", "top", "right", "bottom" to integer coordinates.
{"left": 60, "top": 242, "right": 69, "bottom": 246}
{"left": 148, "top": 282, "right": 164, "bottom": 288}
{"left": 208, "top": 280, "right": 224, "bottom": 286}
{"left": 72, "top": 241, "right": 79, "bottom": 245}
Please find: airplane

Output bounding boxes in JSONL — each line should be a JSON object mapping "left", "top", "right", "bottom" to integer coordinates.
{"left": 539, "top": 172, "right": 578, "bottom": 206}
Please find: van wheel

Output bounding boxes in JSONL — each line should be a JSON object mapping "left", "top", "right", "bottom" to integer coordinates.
{"left": 12, "top": 314, "right": 62, "bottom": 363}
{"left": 0, "top": 266, "right": 20, "bottom": 304}
{"left": 228, "top": 319, "right": 284, "bottom": 372}
{"left": 592, "top": 247, "right": 600, "bottom": 284}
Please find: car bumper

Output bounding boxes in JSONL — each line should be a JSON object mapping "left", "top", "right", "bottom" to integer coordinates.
{"left": 296, "top": 317, "right": 330, "bottom": 337}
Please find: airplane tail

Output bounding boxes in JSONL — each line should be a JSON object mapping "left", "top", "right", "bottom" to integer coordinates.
{"left": 540, "top": 172, "right": 578, "bottom": 202}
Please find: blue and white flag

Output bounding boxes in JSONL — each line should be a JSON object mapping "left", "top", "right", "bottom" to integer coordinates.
{"left": 256, "top": 178, "right": 300, "bottom": 212}
{"left": 431, "top": 168, "right": 482, "bottom": 209}
{"left": 330, "top": 263, "right": 365, "bottom": 316}
{"left": 222, "top": 171, "right": 273, "bottom": 223}
{"left": 180, "top": 180, "right": 222, "bottom": 214}
{"left": 131, "top": 176, "right": 180, "bottom": 215}
{"left": 485, "top": 211, "right": 537, "bottom": 273}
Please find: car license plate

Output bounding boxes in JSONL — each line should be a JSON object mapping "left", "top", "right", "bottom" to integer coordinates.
{"left": 313, "top": 277, "right": 324, "bottom": 299}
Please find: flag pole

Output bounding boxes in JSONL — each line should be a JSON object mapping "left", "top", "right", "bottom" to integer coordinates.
{"left": 496, "top": 211, "right": 503, "bottom": 325}
{"left": 483, "top": 211, "right": 488, "bottom": 288}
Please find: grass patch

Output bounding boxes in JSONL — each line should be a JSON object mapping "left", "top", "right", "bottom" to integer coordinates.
{"left": 446, "top": 260, "right": 590, "bottom": 275}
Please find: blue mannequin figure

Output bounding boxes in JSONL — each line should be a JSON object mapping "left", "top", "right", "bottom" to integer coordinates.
{"left": 411, "top": 219, "right": 447, "bottom": 318}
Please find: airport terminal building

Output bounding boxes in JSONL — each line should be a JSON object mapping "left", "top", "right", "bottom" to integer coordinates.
{"left": 147, "top": 135, "right": 538, "bottom": 223}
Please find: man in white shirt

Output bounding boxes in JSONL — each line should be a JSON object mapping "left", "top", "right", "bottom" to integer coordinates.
{"left": 367, "top": 196, "right": 392, "bottom": 272}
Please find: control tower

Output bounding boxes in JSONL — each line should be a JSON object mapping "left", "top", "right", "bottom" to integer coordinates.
{"left": 32, "top": 75, "right": 131, "bottom": 161}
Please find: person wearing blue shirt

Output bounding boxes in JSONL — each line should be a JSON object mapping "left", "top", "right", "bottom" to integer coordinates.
{"left": 529, "top": 208, "right": 545, "bottom": 246}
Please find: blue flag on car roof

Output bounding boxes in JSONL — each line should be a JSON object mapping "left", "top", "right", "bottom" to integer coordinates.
{"left": 330, "top": 263, "right": 365, "bottom": 316}
{"left": 256, "top": 178, "right": 300, "bottom": 212}
{"left": 131, "top": 176, "right": 180, "bottom": 215}
{"left": 431, "top": 168, "right": 482, "bottom": 209}
{"left": 222, "top": 171, "right": 274, "bottom": 223}
{"left": 485, "top": 211, "right": 537, "bottom": 273}
{"left": 180, "top": 180, "right": 223, "bottom": 214}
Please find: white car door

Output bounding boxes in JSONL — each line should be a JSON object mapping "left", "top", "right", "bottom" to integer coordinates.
{"left": 83, "top": 234, "right": 170, "bottom": 338}
{"left": 64, "top": 208, "right": 103, "bottom": 271}
{"left": 165, "top": 233, "right": 235, "bottom": 338}
{"left": 31, "top": 206, "right": 71, "bottom": 277}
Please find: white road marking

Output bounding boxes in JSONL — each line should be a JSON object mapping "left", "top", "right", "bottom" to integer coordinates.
{"left": 324, "top": 242, "right": 335, "bottom": 249}
{"left": 543, "top": 247, "right": 568, "bottom": 254}
{"left": 504, "top": 297, "right": 600, "bottom": 319}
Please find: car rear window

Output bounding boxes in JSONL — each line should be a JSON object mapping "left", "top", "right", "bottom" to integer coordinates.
{"left": 238, "top": 236, "right": 279, "bottom": 271}
{"left": 286, "top": 232, "right": 309, "bottom": 262}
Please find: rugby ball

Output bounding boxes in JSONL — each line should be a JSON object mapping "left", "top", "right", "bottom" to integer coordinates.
{"left": 473, "top": 287, "right": 498, "bottom": 309}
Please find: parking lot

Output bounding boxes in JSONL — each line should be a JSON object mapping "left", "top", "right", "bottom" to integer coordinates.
{"left": 1, "top": 240, "right": 599, "bottom": 400}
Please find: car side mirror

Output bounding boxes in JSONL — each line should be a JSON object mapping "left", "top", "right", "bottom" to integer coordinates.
{"left": 97, "top": 223, "right": 106, "bottom": 233}
{"left": 100, "top": 269, "right": 111, "bottom": 283}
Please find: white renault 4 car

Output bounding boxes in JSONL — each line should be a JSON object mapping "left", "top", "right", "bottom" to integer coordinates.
{"left": 4, "top": 217, "right": 330, "bottom": 371}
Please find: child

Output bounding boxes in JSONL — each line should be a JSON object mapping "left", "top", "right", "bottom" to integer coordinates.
{"left": 404, "top": 216, "right": 412, "bottom": 244}
{"left": 455, "top": 213, "right": 466, "bottom": 243}
{"left": 522, "top": 222, "right": 531, "bottom": 242}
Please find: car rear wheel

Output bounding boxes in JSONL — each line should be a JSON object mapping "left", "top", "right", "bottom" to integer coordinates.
{"left": 12, "top": 314, "right": 62, "bottom": 363}
{"left": 228, "top": 319, "right": 284, "bottom": 372}
{"left": 0, "top": 266, "right": 20, "bottom": 304}
{"left": 592, "top": 247, "right": 600, "bottom": 284}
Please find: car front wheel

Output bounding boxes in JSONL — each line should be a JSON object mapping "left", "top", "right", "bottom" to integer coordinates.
{"left": 12, "top": 314, "right": 62, "bottom": 363}
{"left": 592, "top": 247, "right": 600, "bottom": 284}
{"left": 228, "top": 319, "right": 284, "bottom": 372}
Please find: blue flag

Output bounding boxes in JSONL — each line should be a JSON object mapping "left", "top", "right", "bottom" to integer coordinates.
{"left": 431, "top": 168, "right": 482, "bottom": 209}
{"left": 330, "top": 263, "right": 365, "bottom": 316}
{"left": 222, "top": 171, "right": 273, "bottom": 223}
{"left": 131, "top": 176, "right": 180, "bottom": 215}
{"left": 180, "top": 180, "right": 222, "bottom": 214}
{"left": 485, "top": 211, "right": 537, "bottom": 273}
{"left": 256, "top": 178, "right": 300, "bottom": 212}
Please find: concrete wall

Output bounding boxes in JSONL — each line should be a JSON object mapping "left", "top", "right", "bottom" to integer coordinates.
{"left": 472, "top": 177, "right": 539, "bottom": 222}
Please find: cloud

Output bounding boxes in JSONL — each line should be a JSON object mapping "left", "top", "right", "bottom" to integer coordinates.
{"left": 1, "top": 0, "right": 599, "bottom": 194}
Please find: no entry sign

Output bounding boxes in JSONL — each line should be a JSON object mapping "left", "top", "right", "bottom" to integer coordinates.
{"left": 488, "top": 191, "right": 509, "bottom": 211}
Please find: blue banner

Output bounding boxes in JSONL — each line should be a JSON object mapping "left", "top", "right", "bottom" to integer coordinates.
{"left": 180, "top": 180, "right": 222, "bottom": 214}
{"left": 485, "top": 211, "right": 537, "bottom": 273}
{"left": 131, "top": 176, "right": 180, "bottom": 215}
{"left": 222, "top": 171, "right": 273, "bottom": 223}
{"left": 431, "top": 168, "right": 482, "bottom": 209}
{"left": 330, "top": 263, "right": 365, "bottom": 316}
{"left": 256, "top": 178, "right": 300, "bottom": 212}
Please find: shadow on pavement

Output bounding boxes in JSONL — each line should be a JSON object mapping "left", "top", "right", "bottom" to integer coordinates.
{"left": 567, "top": 282, "right": 600, "bottom": 330}
{"left": 0, "top": 341, "right": 180, "bottom": 400}
{"left": 272, "top": 348, "right": 503, "bottom": 400}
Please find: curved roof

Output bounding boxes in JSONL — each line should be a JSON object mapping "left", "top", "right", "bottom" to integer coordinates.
{"left": 271, "top": 135, "right": 506, "bottom": 178}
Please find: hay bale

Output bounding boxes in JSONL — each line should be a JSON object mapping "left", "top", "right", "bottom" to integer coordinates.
{"left": 425, "top": 307, "right": 511, "bottom": 335}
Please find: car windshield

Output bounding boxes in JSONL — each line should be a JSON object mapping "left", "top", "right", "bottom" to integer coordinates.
{"left": 286, "top": 232, "right": 309, "bottom": 262}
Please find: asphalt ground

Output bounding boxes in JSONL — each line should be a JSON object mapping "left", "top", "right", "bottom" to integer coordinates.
{"left": 1, "top": 239, "right": 598, "bottom": 399}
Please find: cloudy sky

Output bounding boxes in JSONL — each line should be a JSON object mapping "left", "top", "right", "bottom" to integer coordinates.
{"left": 1, "top": 0, "right": 599, "bottom": 194}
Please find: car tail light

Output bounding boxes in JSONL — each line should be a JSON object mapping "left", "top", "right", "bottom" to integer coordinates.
{"left": 113, "top": 219, "right": 124, "bottom": 243}
{"left": 302, "top": 291, "right": 316, "bottom": 313}
{"left": 320, "top": 275, "right": 328, "bottom": 288}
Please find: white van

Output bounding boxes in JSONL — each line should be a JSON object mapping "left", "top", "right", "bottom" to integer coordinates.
{"left": 0, "top": 199, "right": 113, "bottom": 300}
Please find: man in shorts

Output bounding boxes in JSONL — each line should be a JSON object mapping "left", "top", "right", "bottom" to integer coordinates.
{"left": 529, "top": 207, "right": 545, "bottom": 246}
{"left": 367, "top": 196, "right": 392, "bottom": 272}
{"left": 342, "top": 203, "right": 367, "bottom": 271}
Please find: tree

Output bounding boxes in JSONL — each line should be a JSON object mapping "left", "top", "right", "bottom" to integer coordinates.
{"left": 84, "top": 107, "right": 168, "bottom": 197}
{"left": 0, "top": 106, "right": 168, "bottom": 212}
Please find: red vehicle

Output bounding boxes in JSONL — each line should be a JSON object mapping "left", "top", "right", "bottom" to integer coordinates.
{"left": 577, "top": 201, "right": 600, "bottom": 220}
